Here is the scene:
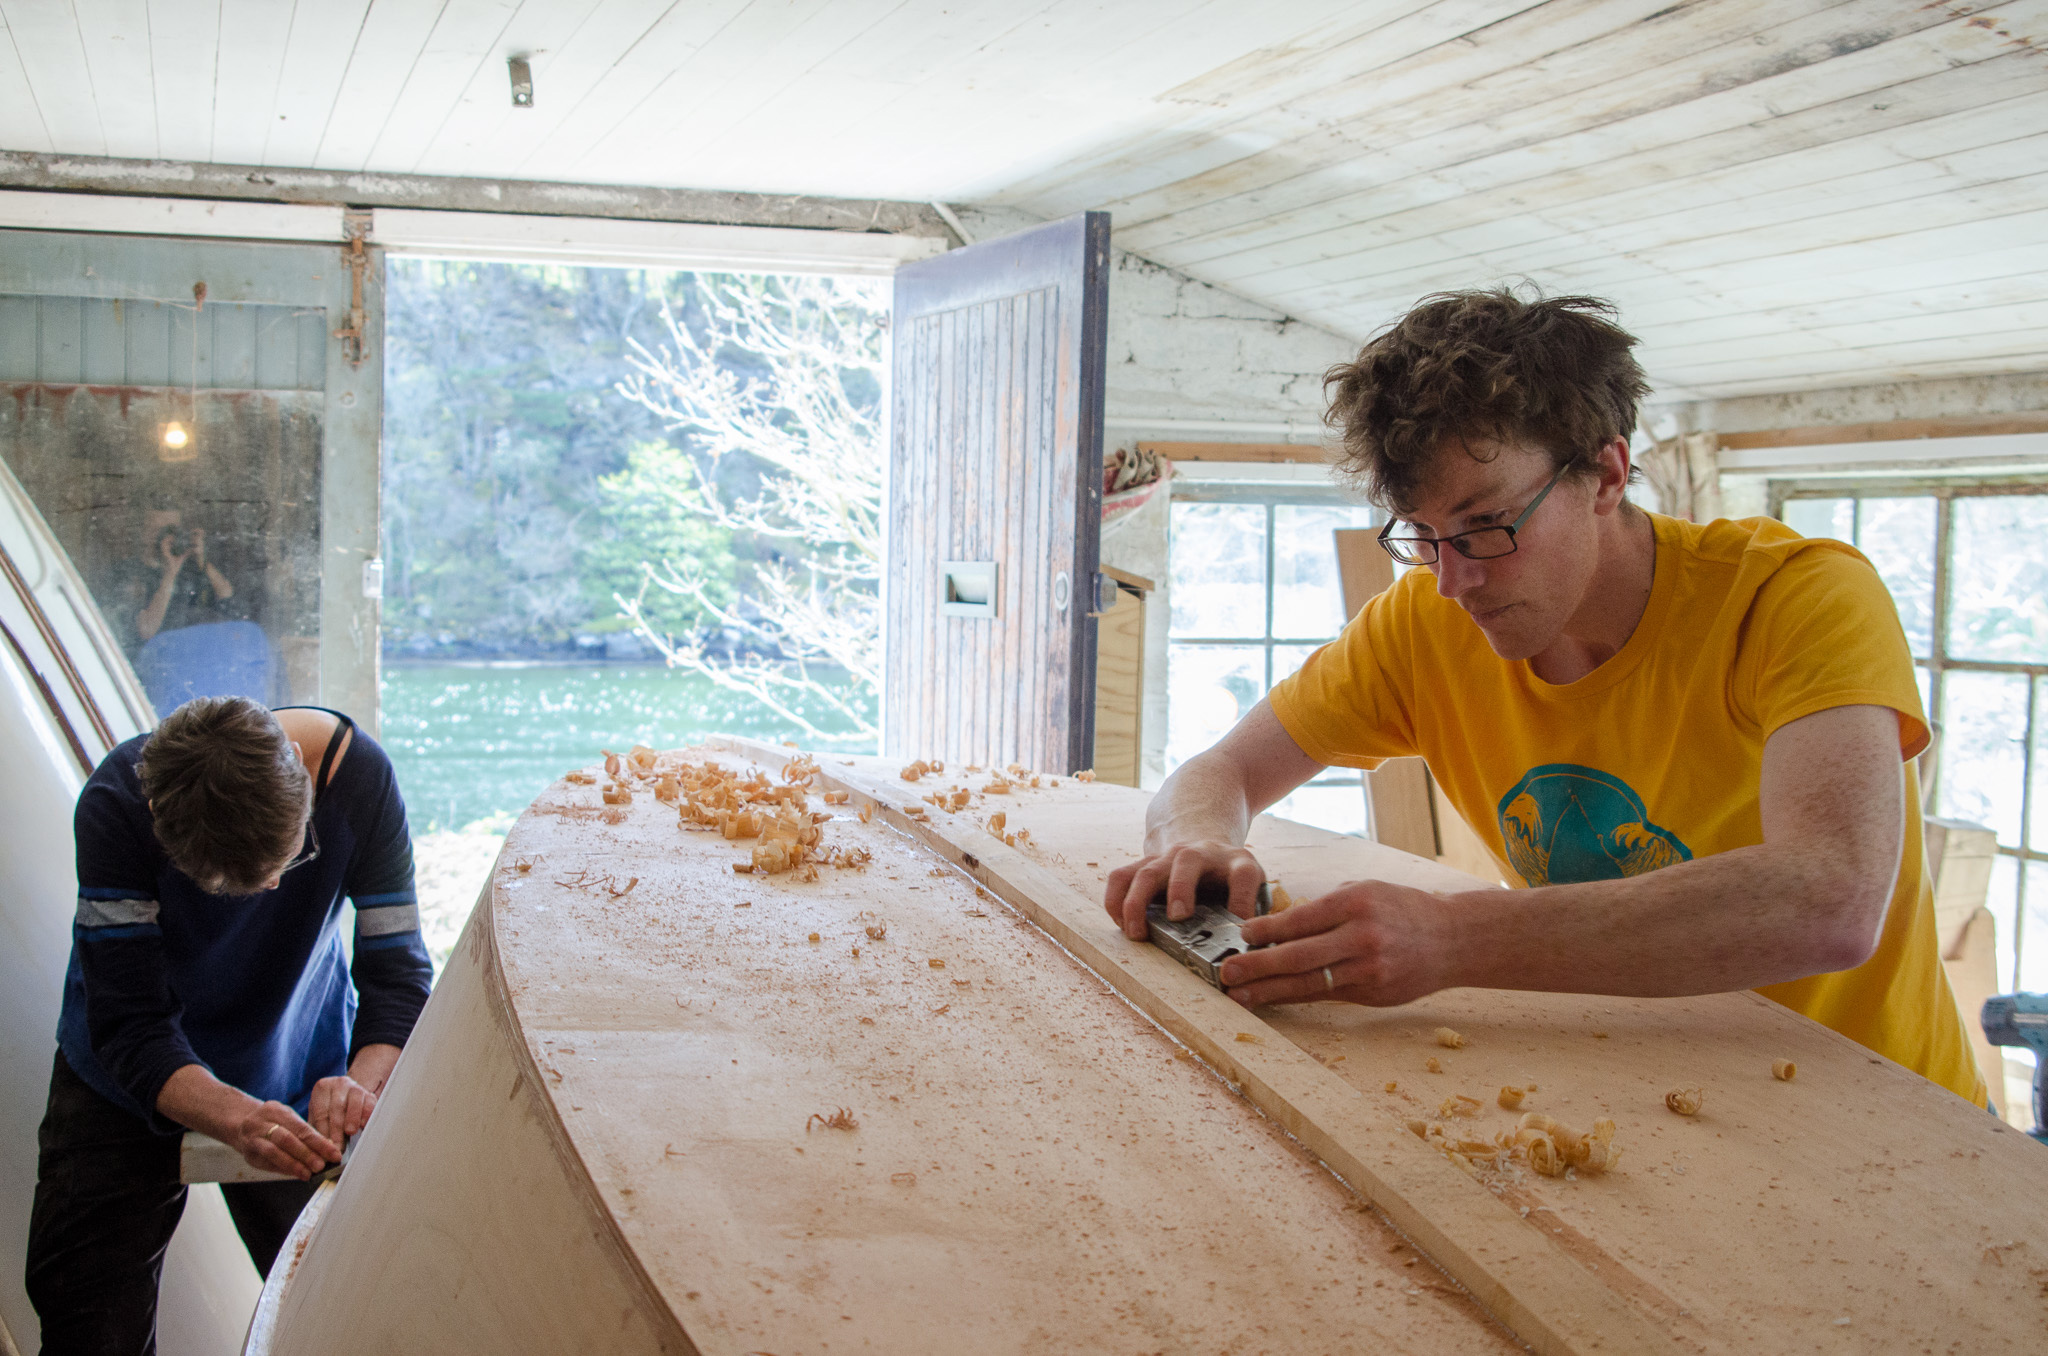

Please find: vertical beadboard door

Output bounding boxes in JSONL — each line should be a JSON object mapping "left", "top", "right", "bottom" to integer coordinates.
{"left": 885, "top": 212, "right": 1109, "bottom": 773}
{"left": 0, "top": 226, "right": 384, "bottom": 731}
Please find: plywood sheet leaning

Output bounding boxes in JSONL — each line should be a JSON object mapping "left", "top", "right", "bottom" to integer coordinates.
{"left": 260, "top": 747, "right": 1521, "bottom": 1354}
{"left": 714, "top": 739, "right": 2048, "bottom": 1355}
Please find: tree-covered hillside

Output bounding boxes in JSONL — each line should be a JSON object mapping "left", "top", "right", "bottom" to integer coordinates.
{"left": 381, "top": 260, "right": 881, "bottom": 660}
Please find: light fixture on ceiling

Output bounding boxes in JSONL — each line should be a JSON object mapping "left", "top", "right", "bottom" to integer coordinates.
{"left": 509, "top": 56, "right": 533, "bottom": 108}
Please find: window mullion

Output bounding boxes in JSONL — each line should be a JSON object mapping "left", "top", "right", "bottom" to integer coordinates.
{"left": 1928, "top": 493, "right": 1952, "bottom": 808}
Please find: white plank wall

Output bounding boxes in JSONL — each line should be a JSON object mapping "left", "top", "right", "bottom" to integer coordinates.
{"left": 0, "top": 0, "right": 2042, "bottom": 398}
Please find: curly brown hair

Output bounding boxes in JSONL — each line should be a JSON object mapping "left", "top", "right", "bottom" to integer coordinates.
{"left": 138, "top": 696, "right": 310, "bottom": 895}
{"left": 1323, "top": 288, "right": 1650, "bottom": 513}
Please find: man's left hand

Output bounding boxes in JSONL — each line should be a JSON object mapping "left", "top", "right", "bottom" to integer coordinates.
{"left": 1219, "top": 880, "right": 1456, "bottom": 1008}
{"left": 308, "top": 1043, "right": 404, "bottom": 1146}
{"left": 308, "top": 1074, "right": 377, "bottom": 1146}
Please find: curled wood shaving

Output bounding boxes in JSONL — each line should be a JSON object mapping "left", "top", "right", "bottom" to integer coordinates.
{"left": 806, "top": 1107, "right": 857, "bottom": 1132}
{"left": 1772, "top": 1058, "right": 1797, "bottom": 1081}
{"left": 1439, "top": 1094, "right": 1482, "bottom": 1118}
{"left": 1268, "top": 884, "right": 1296, "bottom": 912}
{"left": 563, "top": 771, "right": 595, "bottom": 785}
{"left": 604, "top": 751, "right": 621, "bottom": 778}
{"left": 927, "top": 958, "right": 945, "bottom": 969}
{"left": 1073, "top": 769, "right": 1096, "bottom": 782}
{"left": 1665, "top": 1087, "right": 1704, "bottom": 1116}
{"left": 1433, "top": 1027, "right": 1464, "bottom": 1049}
{"left": 899, "top": 760, "right": 933, "bottom": 782}
{"left": 1498, "top": 1086, "right": 1527, "bottom": 1110}
{"left": 1424, "top": 1057, "right": 1443, "bottom": 1074}
{"left": 823, "top": 790, "right": 849, "bottom": 805}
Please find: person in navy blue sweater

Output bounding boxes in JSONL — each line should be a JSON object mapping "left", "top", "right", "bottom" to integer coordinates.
{"left": 25, "top": 696, "right": 433, "bottom": 1355}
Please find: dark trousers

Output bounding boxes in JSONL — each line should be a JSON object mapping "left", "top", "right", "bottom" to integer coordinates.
{"left": 25, "top": 1051, "right": 318, "bottom": 1356}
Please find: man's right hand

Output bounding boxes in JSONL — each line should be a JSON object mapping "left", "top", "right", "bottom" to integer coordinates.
{"left": 1104, "top": 841, "right": 1268, "bottom": 941}
{"left": 228, "top": 1100, "right": 340, "bottom": 1180}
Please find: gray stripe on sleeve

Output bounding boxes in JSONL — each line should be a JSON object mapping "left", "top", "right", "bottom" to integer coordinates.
{"left": 75, "top": 896, "right": 160, "bottom": 928}
{"left": 356, "top": 904, "right": 421, "bottom": 937}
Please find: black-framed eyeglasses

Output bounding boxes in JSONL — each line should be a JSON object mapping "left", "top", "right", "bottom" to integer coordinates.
{"left": 1377, "top": 460, "right": 1571, "bottom": 565}
{"left": 278, "top": 820, "right": 319, "bottom": 875}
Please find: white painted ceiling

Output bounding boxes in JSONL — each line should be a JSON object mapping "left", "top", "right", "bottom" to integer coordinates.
{"left": 2, "top": 0, "right": 2045, "bottom": 400}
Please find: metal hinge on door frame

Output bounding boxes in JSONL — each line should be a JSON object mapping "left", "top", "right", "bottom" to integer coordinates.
{"left": 333, "top": 209, "right": 372, "bottom": 367}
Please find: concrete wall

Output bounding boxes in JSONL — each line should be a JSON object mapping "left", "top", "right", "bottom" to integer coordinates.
{"left": 957, "top": 206, "right": 1360, "bottom": 786}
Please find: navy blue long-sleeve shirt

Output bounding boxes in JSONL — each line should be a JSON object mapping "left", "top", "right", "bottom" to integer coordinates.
{"left": 56, "top": 710, "right": 433, "bottom": 1133}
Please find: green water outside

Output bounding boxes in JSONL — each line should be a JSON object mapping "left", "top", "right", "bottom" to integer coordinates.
{"left": 379, "top": 662, "right": 875, "bottom": 833}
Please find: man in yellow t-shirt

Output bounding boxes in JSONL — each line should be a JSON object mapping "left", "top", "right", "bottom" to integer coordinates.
{"left": 1103, "top": 288, "right": 1986, "bottom": 1105}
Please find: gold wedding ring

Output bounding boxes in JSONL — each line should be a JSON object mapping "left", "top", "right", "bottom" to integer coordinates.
{"left": 265, "top": 1124, "right": 281, "bottom": 1140}
{"left": 1322, "top": 966, "right": 1336, "bottom": 992}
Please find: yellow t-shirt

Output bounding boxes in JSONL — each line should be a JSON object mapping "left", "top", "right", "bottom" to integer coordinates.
{"left": 1268, "top": 512, "right": 1986, "bottom": 1105}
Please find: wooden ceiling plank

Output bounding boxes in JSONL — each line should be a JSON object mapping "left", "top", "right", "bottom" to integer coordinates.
{"left": 1227, "top": 58, "right": 2048, "bottom": 320}
{"left": 1282, "top": 162, "right": 2048, "bottom": 322}
{"left": 1656, "top": 326, "right": 2048, "bottom": 388}
{"left": 511, "top": 0, "right": 767, "bottom": 178}
{"left": 1644, "top": 300, "right": 2048, "bottom": 370}
{"left": 146, "top": 0, "right": 222, "bottom": 162}
{"left": 1109, "top": 0, "right": 1946, "bottom": 255}
{"left": 585, "top": 0, "right": 1046, "bottom": 187}
{"left": 359, "top": 0, "right": 525, "bottom": 176}
{"left": 1090, "top": 0, "right": 1775, "bottom": 239}
{"left": 1620, "top": 271, "right": 2048, "bottom": 346}
{"left": 72, "top": 0, "right": 157, "bottom": 158}
{"left": 7, "top": 0, "right": 111, "bottom": 156}
{"left": 404, "top": 0, "right": 610, "bottom": 178}
{"left": 260, "top": 0, "right": 372, "bottom": 169}
{"left": 1143, "top": 9, "right": 2035, "bottom": 275}
{"left": 1207, "top": 111, "right": 2048, "bottom": 308}
{"left": 210, "top": 0, "right": 301, "bottom": 167}
{"left": 0, "top": 8, "right": 54, "bottom": 155}
{"left": 309, "top": 0, "right": 456, "bottom": 171}
{"left": 1005, "top": 0, "right": 1548, "bottom": 220}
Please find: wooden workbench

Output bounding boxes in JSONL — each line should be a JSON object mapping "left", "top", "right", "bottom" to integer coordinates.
{"left": 260, "top": 745, "right": 2048, "bottom": 1354}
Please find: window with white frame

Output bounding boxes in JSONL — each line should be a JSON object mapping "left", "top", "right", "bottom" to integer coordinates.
{"left": 1773, "top": 480, "right": 2048, "bottom": 995}
{"left": 1165, "top": 487, "right": 1378, "bottom": 835}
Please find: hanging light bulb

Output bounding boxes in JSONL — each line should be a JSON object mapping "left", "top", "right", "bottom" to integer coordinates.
{"left": 159, "top": 421, "right": 196, "bottom": 462}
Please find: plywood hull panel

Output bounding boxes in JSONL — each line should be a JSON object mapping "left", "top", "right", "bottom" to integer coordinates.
{"left": 267, "top": 893, "right": 690, "bottom": 1355}
{"left": 262, "top": 744, "right": 2048, "bottom": 1354}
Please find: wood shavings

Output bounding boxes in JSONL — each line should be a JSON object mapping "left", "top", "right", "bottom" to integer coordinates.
{"left": 1439, "top": 1094, "right": 1482, "bottom": 1118}
{"left": 1515, "top": 1112, "right": 1622, "bottom": 1175}
{"left": 822, "top": 790, "right": 850, "bottom": 805}
{"left": 563, "top": 771, "right": 595, "bottom": 785}
{"left": 1235, "top": 1032, "right": 1261, "bottom": 1044}
{"left": 1433, "top": 1027, "right": 1464, "bottom": 1049}
{"left": 929, "top": 1003, "right": 950, "bottom": 1015}
{"left": 1665, "top": 1087, "right": 1704, "bottom": 1116}
{"left": 807, "top": 932, "right": 821, "bottom": 943}
{"left": 1498, "top": 1086, "right": 1527, "bottom": 1110}
{"left": 891, "top": 1171, "right": 917, "bottom": 1187}
{"left": 1424, "top": 1057, "right": 1442, "bottom": 1074}
{"left": 628, "top": 745, "right": 658, "bottom": 775}
{"left": 858, "top": 802, "right": 873, "bottom": 823}
{"left": 652, "top": 775, "right": 680, "bottom": 803}
{"left": 984, "top": 776, "right": 1012, "bottom": 794}
{"left": 986, "top": 811, "right": 1006, "bottom": 833}
{"left": 899, "top": 760, "right": 934, "bottom": 782}
{"left": 806, "top": 1107, "right": 857, "bottom": 1132}
{"left": 1384, "top": 1081, "right": 1398, "bottom": 1093}
{"left": 601, "top": 782, "right": 633, "bottom": 805}
{"left": 599, "top": 807, "right": 628, "bottom": 825}
{"left": 864, "top": 922, "right": 887, "bottom": 941}
{"left": 927, "top": 958, "right": 945, "bottom": 968}
{"left": 1406, "top": 1118, "right": 1429, "bottom": 1139}
{"left": 513, "top": 859, "right": 534, "bottom": 874}
{"left": 603, "top": 751, "right": 621, "bottom": 778}
{"left": 1772, "top": 1058, "right": 1797, "bottom": 1081}
{"left": 1268, "top": 884, "right": 1296, "bottom": 912}
{"left": 1073, "top": 769, "right": 1096, "bottom": 782}
{"left": 604, "top": 876, "right": 638, "bottom": 898}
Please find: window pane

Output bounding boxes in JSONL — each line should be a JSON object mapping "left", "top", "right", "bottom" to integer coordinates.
{"left": 1989, "top": 853, "right": 2019, "bottom": 995}
{"left": 1915, "top": 664, "right": 1932, "bottom": 717}
{"left": 1272, "top": 504, "right": 1374, "bottom": 639}
{"left": 1936, "top": 671, "right": 2028, "bottom": 847}
{"left": 1853, "top": 497, "right": 1935, "bottom": 655}
{"left": 1166, "top": 644, "right": 1264, "bottom": 771}
{"left": 1782, "top": 497, "right": 1852, "bottom": 541}
{"left": 2025, "top": 862, "right": 2048, "bottom": 994}
{"left": 1271, "top": 642, "right": 1328, "bottom": 689}
{"left": 1948, "top": 494, "right": 2048, "bottom": 663}
{"left": 1268, "top": 782, "right": 1366, "bottom": 838}
{"left": 2036, "top": 677, "right": 2048, "bottom": 851}
{"left": 1169, "top": 503, "right": 1266, "bottom": 638}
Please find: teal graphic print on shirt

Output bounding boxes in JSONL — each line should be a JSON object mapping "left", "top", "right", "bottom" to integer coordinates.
{"left": 1497, "top": 764, "right": 1692, "bottom": 886}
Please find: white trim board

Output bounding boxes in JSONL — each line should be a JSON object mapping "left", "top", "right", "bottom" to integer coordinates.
{"left": 372, "top": 209, "right": 944, "bottom": 275}
{"left": 1717, "top": 432, "right": 2048, "bottom": 476}
{"left": 0, "top": 191, "right": 945, "bottom": 275}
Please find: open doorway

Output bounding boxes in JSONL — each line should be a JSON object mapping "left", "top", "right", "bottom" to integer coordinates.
{"left": 379, "top": 258, "right": 887, "bottom": 963}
